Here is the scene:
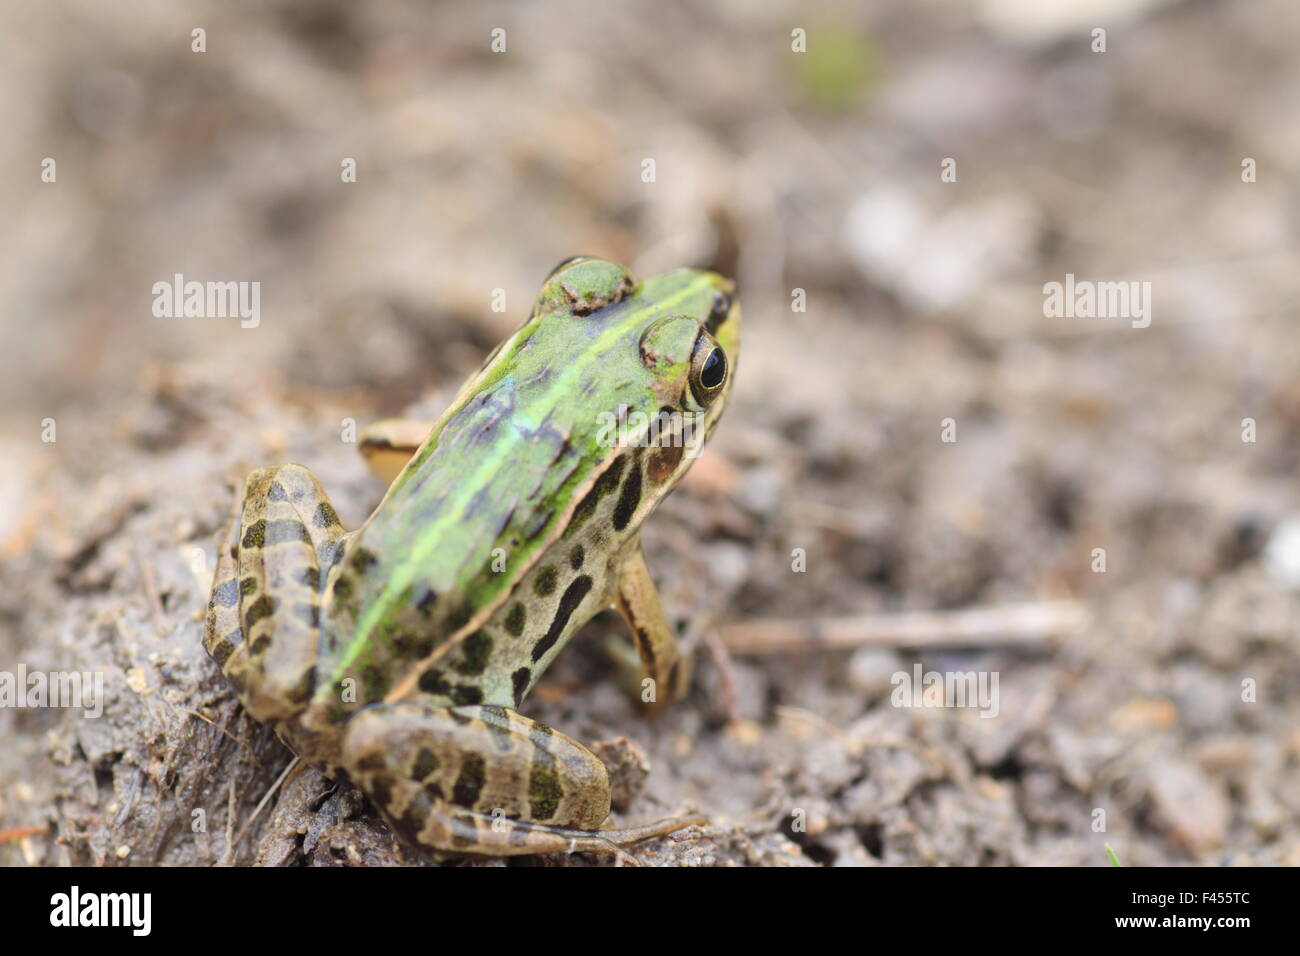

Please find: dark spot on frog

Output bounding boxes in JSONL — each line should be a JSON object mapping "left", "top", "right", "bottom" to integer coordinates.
{"left": 504, "top": 602, "right": 527, "bottom": 637}
{"left": 241, "top": 519, "right": 266, "bottom": 549}
{"left": 511, "top": 667, "right": 531, "bottom": 705}
{"left": 612, "top": 452, "right": 643, "bottom": 531}
{"left": 392, "top": 631, "right": 434, "bottom": 659}
{"left": 444, "top": 602, "right": 473, "bottom": 633}
{"left": 533, "top": 564, "right": 558, "bottom": 597}
{"left": 313, "top": 502, "right": 341, "bottom": 528}
{"left": 411, "top": 747, "right": 439, "bottom": 781}
{"left": 244, "top": 594, "right": 276, "bottom": 627}
{"left": 210, "top": 632, "right": 238, "bottom": 666}
{"left": 451, "top": 684, "right": 484, "bottom": 706}
{"left": 454, "top": 631, "right": 493, "bottom": 676}
{"left": 416, "top": 588, "right": 438, "bottom": 616}
{"left": 528, "top": 763, "right": 561, "bottom": 820}
{"left": 452, "top": 753, "right": 486, "bottom": 807}
{"left": 418, "top": 668, "right": 452, "bottom": 696}
{"left": 532, "top": 574, "right": 593, "bottom": 663}
{"left": 268, "top": 482, "right": 289, "bottom": 501}
{"left": 565, "top": 456, "right": 626, "bottom": 537}
{"left": 569, "top": 544, "right": 585, "bottom": 570}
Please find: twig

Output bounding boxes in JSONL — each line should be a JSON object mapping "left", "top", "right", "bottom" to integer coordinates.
{"left": 173, "top": 705, "right": 248, "bottom": 750}
{"left": 133, "top": 541, "right": 168, "bottom": 637}
{"left": 0, "top": 823, "right": 49, "bottom": 844}
{"left": 232, "top": 757, "right": 302, "bottom": 853}
{"left": 720, "top": 600, "right": 1087, "bottom": 655}
{"left": 701, "top": 627, "right": 740, "bottom": 724}
{"left": 223, "top": 778, "right": 236, "bottom": 867}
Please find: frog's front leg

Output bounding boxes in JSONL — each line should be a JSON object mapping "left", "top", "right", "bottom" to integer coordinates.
{"left": 205, "top": 463, "right": 348, "bottom": 723}
{"left": 342, "top": 702, "right": 703, "bottom": 857}
{"left": 610, "top": 538, "right": 693, "bottom": 715}
{"left": 358, "top": 418, "right": 436, "bottom": 484}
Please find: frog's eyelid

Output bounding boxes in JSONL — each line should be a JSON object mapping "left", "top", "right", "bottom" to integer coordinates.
{"left": 547, "top": 255, "right": 592, "bottom": 277}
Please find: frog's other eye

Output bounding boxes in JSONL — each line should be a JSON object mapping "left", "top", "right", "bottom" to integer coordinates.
{"left": 705, "top": 290, "right": 732, "bottom": 334}
{"left": 690, "top": 333, "right": 728, "bottom": 405}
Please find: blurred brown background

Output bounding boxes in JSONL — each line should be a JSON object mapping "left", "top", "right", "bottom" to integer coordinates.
{"left": 1, "top": 0, "right": 1299, "bottom": 865}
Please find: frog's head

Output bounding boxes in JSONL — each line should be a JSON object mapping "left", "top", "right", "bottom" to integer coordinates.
{"left": 534, "top": 255, "right": 740, "bottom": 500}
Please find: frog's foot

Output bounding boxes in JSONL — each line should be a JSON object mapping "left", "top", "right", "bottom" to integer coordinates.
{"left": 342, "top": 701, "right": 699, "bottom": 857}
{"left": 204, "top": 464, "right": 348, "bottom": 724}
{"left": 610, "top": 537, "right": 693, "bottom": 715}
{"left": 358, "top": 418, "right": 436, "bottom": 485}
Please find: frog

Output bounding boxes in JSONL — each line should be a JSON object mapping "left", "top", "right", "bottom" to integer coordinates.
{"left": 203, "top": 256, "right": 739, "bottom": 858}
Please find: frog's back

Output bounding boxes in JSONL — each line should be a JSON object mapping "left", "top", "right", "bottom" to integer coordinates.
{"left": 309, "top": 262, "right": 733, "bottom": 716}
{"left": 330, "top": 368, "right": 612, "bottom": 674}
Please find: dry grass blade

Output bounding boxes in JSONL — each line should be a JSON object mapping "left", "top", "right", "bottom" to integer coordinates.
{"left": 720, "top": 601, "right": 1088, "bottom": 654}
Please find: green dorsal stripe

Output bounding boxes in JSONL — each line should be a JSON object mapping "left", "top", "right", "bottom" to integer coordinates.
{"left": 337, "top": 274, "right": 715, "bottom": 681}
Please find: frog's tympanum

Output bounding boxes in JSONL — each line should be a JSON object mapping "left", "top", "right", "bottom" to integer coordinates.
{"left": 204, "top": 257, "right": 739, "bottom": 857}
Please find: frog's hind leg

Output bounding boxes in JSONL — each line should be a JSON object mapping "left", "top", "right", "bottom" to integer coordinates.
{"left": 205, "top": 464, "right": 348, "bottom": 724}
{"left": 342, "top": 702, "right": 703, "bottom": 857}
{"left": 204, "top": 496, "right": 247, "bottom": 672}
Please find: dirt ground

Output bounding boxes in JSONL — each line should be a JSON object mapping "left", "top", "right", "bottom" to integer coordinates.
{"left": 2, "top": 0, "right": 1299, "bottom": 866}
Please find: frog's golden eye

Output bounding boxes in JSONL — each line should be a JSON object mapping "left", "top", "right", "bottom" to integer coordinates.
{"left": 690, "top": 333, "right": 728, "bottom": 405}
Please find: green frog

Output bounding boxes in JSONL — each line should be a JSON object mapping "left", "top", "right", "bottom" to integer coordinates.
{"left": 204, "top": 257, "right": 739, "bottom": 858}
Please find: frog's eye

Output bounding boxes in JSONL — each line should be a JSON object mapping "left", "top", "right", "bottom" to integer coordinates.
{"left": 690, "top": 333, "right": 728, "bottom": 405}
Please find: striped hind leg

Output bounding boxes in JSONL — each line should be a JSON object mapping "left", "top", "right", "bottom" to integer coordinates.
{"left": 204, "top": 497, "right": 247, "bottom": 672}
{"left": 203, "top": 464, "right": 348, "bottom": 724}
{"left": 342, "top": 702, "right": 706, "bottom": 857}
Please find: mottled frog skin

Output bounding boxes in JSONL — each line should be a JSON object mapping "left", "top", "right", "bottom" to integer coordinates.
{"left": 204, "top": 257, "right": 739, "bottom": 857}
